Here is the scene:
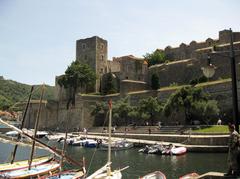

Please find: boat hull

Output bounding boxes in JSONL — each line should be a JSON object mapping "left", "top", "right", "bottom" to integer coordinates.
{"left": 141, "top": 171, "right": 166, "bottom": 179}
{"left": 0, "top": 155, "right": 53, "bottom": 172}
{"left": 0, "top": 161, "right": 60, "bottom": 179}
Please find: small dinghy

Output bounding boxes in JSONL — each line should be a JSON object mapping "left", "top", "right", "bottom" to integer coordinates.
{"left": 171, "top": 146, "right": 187, "bottom": 155}
{"left": 179, "top": 172, "right": 199, "bottom": 179}
{"left": 141, "top": 171, "right": 166, "bottom": 179}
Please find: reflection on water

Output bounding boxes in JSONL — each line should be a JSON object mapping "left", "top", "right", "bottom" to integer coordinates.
{"left": 0, "top": 141, "right": 227, "bottom": 179}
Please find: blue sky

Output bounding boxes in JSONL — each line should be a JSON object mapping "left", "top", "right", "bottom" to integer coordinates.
{"left": 0, "top": 0, "right": 239, "bottom": 85}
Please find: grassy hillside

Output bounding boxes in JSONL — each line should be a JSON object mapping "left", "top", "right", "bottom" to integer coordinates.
{"left": 0, "top": 77, "right": 55, "bottom": 110}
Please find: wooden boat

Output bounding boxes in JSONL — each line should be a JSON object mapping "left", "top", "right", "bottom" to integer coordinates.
{"left": 141, "top": 171, "right": 166, "bottom": 179}
{"left": 0, "top": 161, "right": 60, "bottom": 179}
{"left": 0, "top": 155, "right": 53, "bottom": 172}
{"left": 40, "top": 170, "right": 85, "bottom": 179}
{"left": 179, "top": 172, "right": 199, "bottom": 179}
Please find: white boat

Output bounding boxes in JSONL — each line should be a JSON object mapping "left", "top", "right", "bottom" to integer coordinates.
{"left": 23, "top": 129, "right": 48, "bottom": 138}
{"left": 45, "top": 134, "right": 64, "bottom": 141}
{"left": 141, "top": 171, "right": 166, "bottom": 179}
{"left": 100, "top": 139, "right": 133, "bottom": 151}
{"left": 5, "top": 131, "right": 19, "bottom": 137}
{"left": 86, "top": 100, "right": 128, "bottom": 179}
{"left": 71, "top": 138, "right": 97, "bottom": 148}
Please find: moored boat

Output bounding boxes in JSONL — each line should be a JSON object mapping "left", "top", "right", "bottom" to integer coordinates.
{"left": 100, "top": 139, "right": 133, "bottom": 151}
{"left": 139, "top": 144, "right": 187, "bottom": 156}
{"left": 0, "top": 161, "right": 60, "bottom": 179}
{"left": 0, "top": 155, "right": 53, "bottom": 172}
{"left": 140, "top": 171, "right": 166, "bottom": 179}
{"left": 171, "top": 146, "right": 187, "bottom": 155}
{"left": 40, "top": 170, "right": 85, "bottom": 179}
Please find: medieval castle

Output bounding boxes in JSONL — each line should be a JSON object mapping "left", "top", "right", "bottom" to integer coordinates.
{"left": 26, "top": 29, "right": 240, "bottom": 131}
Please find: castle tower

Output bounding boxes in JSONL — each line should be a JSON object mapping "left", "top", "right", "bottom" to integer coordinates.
{"left": 76, "top": 36, "right": 108, "bottom": 93}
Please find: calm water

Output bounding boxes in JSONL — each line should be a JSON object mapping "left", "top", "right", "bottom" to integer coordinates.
{"left": 0, "top": 141, "right": 227, "bottom": 179}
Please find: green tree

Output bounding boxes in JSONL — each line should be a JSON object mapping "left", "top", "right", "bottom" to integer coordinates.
{"left": 91, "top": 101, "right": 109, "bottom": 126}
{"left": 112, "top": 97, "right": 132, "bottom": 126}
{"left": 191, "top": 100, "right": 219, "bottom": 124}
{"left": 143, "top": 49, "right": 166, "bottom": 67}
{"left": 151, "top": 74, "right": 160, "bottom": 90}
{"left": 101, "top": 73, "right": 117, "bottom": 95}
{"left": 58, "top": 61, "right": 96, "bottom": 106}
{"left": 0, "top": 95, "right": 12, "bottom": 110}
{"left": 138, "top": 97, "right": 162, "bottom": 125}
{"left": 163, "top": 86, "right": 219, "bottom": 124}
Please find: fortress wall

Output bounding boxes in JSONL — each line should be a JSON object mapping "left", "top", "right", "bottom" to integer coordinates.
{"left": 149, "top": 42, "right": 240, "bottom": 88}
{"left": 148, "top": 59, "right": 203, "bottom": 87}
{"left": 120, "top": 80, "right": 149, "bottom": 95}
{"left": 163, "top": 30, "right": 240, "bottom": 61}
{"left": 26, "top": 80, "right": 240, "bottom": 130}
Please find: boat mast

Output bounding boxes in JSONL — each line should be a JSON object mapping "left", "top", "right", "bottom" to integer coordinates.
{"left": 11, "top": 86, "right": 34, "bottom": 164}
{"left": 60, "top": 99, "right": 72, "bottom": 173}
{"left": 107, "top": 99, "right": 112, "bottom": 176}
{"left": 28, "top": 84, "right": 45, "bottom": 170}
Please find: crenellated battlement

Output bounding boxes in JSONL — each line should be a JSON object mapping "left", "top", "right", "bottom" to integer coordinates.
{"left": 161, "top": 29, "right": 240, "bottom": 61}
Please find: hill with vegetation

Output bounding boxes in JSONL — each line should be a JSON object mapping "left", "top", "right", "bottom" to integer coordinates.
{"left": 0, "top": 76, "right": 55, "bottom": 110}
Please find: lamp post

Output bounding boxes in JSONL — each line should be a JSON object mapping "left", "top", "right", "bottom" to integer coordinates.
{"left": 210, "top": 28, "right": 239, "bottom": 132}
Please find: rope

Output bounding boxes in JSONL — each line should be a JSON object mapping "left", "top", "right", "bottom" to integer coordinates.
{"left": 86, "top": 147, "right": 98, "bottom": 176}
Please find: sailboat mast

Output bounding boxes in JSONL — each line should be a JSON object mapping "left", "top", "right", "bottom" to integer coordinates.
{"left": 108, "top": 100, "right": 112, "bottom": 170}
{"left": 28, "top": 84, "right": 45, "bottom": 170}
{"left": 11, "top": 86, "right": 34, "bottom": 164}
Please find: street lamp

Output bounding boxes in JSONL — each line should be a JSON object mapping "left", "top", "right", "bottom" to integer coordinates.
{"left": 201, "top": 55, "right": 216, "bottom": 80}
{"left": 210, "top": 28, "right": 240, "bottom": 132}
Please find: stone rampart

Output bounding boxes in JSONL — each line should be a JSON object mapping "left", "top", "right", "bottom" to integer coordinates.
{"left": 149, "top": 42, "right": 240, "bottom": 88}
{"left": 25, "top": 79, "right": 240, "bottom": 131}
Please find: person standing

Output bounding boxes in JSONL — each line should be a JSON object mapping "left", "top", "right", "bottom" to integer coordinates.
{"left": 226, "top": 124, "right": 240, "bottom": 176}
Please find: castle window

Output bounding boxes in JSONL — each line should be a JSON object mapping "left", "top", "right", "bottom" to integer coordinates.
{"left": 100, "top": 68, "right": 103, "bottom": 73}
{"left": 82, "top": 43, "right": 86, "bottom": 49}
{"left": 101, "top": 44, "right": 104, "bottom": 49}
{"left": 101, "top": 55, "right": 104, "bottom": 61}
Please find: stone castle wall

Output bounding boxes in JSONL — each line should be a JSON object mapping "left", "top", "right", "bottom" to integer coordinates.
{"left": 149, "top": 42, "right": 240, "bottom": 88}
{"left": 163, "top": 30, "right": 240, "bottom": 61}
{"left": 120, "top": 80, "right": 149, "bottom": 95}
{"left": 26, "top": 79, "right": 240, "bottom": 131}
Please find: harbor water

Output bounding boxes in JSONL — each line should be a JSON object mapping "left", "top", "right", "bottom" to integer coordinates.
{"left": 0, "top": 140, "right": 227, "bottom": 179}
